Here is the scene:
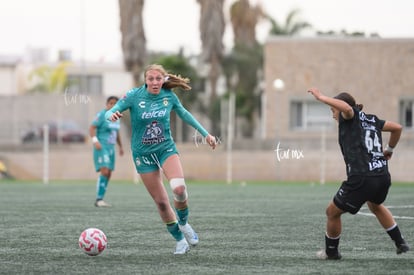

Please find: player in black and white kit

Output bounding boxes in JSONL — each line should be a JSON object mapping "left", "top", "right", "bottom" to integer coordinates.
{"left": 308, "top": 88, "right": 410, "bottom": 260}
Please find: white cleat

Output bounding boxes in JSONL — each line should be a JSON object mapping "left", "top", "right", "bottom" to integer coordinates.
{"left": 316, "top": 249, "right": 328, "bottom": 260}
{"left": 95, "top": 200, "right": 111, "bottom": 207}
{"left": 179, "top": 223, "right": 199, "bottom": 246}
{"left": 174, "top": 238, "right": 190, "bottom": 255}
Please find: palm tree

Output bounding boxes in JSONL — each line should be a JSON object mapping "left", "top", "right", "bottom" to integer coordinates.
{"left": 197, "top": 0, "right": 225, "bottom": 134}
{"left": 28, "top": 62, "right": 70, "bottom": 93}
{"left": 118, "top": 0, "right": 147, "bottom": 85}
{"left": 230, "top": 0, "right": 265, "bottom": 47}
{"left": 197, "top": 0, "right": 225, "bottom": 101}
{"left": 118, "top": 0, "right": 147, "bottom": 137}
{"left": 267, "top": 9, "right": 312, "bottom": 36}
{"left": 228, "top": 0, "right": 265, "bottom": 137}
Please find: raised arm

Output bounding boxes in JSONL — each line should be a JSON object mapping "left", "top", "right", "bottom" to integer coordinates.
{"left": 308, "top": 87, "right": 354, "bottom": 120}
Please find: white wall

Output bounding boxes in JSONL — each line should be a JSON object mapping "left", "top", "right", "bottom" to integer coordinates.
{"left": 0, "top": 67, "right": 16, "bottom": 95}
{"left": 103, "top": 71, "right": 134, "bottom": 96}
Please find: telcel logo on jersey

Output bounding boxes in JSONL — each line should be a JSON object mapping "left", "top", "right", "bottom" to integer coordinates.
{"left": 141, "top": 109, "right": 167, "bottom": 119}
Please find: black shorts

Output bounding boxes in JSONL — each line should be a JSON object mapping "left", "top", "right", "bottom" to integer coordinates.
{"left": 333, "top": 174, "right": 391, "bottom": 215}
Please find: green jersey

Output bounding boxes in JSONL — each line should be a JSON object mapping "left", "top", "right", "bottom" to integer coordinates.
{"left": 92, "top": 109, "right": 121, "bottom": 147}
{"left": 105, "top": 85, "right": 208, "bottom": 155}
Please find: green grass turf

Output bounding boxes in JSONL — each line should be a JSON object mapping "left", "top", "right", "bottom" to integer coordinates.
{"left": 0, "top": 180, "right": 413, "bottom": 274}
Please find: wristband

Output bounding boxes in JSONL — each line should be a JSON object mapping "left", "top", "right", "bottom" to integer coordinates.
{"left": 385, "top": 144, "right": 394, "bottom": 153}
{"left": 92, "top": 136, "right": 99, "bottom": 143}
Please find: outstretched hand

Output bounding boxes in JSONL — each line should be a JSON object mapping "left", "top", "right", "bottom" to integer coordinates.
{"left": 110, "top": 111, "right": 123, "bottom": 122}
{"left": 307, "top": 87, "right": 323, "bottom": 100}
{"left": 206, "top": 134, "right": 217, "bottom": 150}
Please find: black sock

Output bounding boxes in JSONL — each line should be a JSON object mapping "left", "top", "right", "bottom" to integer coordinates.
{"left": 387, "top": 225, "right": 405, "bottom": 246}
{"left": 325, "top": 234, "right": 340, "bottom": 256}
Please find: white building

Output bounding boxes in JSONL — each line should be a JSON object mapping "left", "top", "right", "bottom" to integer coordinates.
{"left": 0, "top": 55, "right": 23, "bottom": 95}
{"left": 0, "top": 49, "right": 133, "bottom": 96}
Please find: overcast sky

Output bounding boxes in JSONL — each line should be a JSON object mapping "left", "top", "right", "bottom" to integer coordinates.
{"left": 0, "top": 0, "right": 413, "bottom": 63}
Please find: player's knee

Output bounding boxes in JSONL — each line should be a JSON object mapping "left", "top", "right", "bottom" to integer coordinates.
{"left": 326, "top": 202, "right": 342, "bottom": 218}
{"left": 100, "top": 168, "right": 111, "bottom": 178}
{"left": 170, "top": 178, "right": 188, "bottom": 202}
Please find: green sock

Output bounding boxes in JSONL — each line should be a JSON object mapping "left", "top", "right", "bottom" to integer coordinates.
{"left": 166, "top": 221, "right": 184, "bottom": 241}
{"left": 176, "top": 207, "right": 189, "bottom": 225}
{"left": 96, "top": 175, "right": 108, "bottom": 200}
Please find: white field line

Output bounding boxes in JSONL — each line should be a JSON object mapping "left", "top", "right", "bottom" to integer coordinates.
{"left": 358, "top": 205, "right": 414, "bottom": 220}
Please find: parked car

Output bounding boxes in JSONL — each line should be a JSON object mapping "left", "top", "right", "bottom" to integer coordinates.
{"left": 21, "top": 120, "right": 86, "bottom": 143}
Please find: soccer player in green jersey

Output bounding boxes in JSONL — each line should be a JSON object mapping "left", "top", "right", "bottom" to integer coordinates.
{"left": 106, "top": 64, "right": 217, "bottom": 255}
{"left": 90, "top": 96, "right": 124, "bottom": 207}
{"left": 308, "top": 87, "right": 409, "bottom": 260}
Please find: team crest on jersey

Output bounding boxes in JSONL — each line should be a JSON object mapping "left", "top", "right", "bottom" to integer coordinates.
{"left": 163, "top": 98, "right": 169, "bottom": 106}
{"left": 142, "top": 120, "right": 166, "bottom": 145}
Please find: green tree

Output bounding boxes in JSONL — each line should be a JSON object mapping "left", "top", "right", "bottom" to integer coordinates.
{"left": 28, "top": 62, "right": 69, "bottom": 93}
{"left": 267, "top": 9, "right": 312, "bottom": 36}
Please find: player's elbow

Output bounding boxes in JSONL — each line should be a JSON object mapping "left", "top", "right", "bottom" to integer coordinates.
{"left": 384, "top": 121, "right": 403, "bottom": 133}
{"left": 343, "top": 105, "right": 354, "bottom": 115}
{"left": 392, "top": 124, "right": 403, "bottom": 137}
{"left": 395, "top": 123, "right": 403, "bottom": 132}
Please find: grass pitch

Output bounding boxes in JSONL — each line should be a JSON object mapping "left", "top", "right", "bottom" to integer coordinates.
{"left": 0, "top": 180, "right": 413, "bottom": 274}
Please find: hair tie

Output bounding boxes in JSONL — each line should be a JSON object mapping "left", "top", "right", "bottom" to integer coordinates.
{"left": 164, "top": 76, "right": 170, "bottom": 81}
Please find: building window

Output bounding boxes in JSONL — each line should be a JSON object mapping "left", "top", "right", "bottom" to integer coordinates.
{"left": 399, "top": 99, "right": 413, "bottom": 129}
{"left": 290, "top": 100, "right": 333, "bottom": 130}
{"left": 67, "top": 75, "right": 102, "bottom": 95}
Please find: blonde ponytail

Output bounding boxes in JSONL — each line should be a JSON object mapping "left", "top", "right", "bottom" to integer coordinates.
{"left": 144, "top": 64, "right": 192, "bottom": 91}
{"left": 163, "top": 73, "right": 191, "bottom": 91}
